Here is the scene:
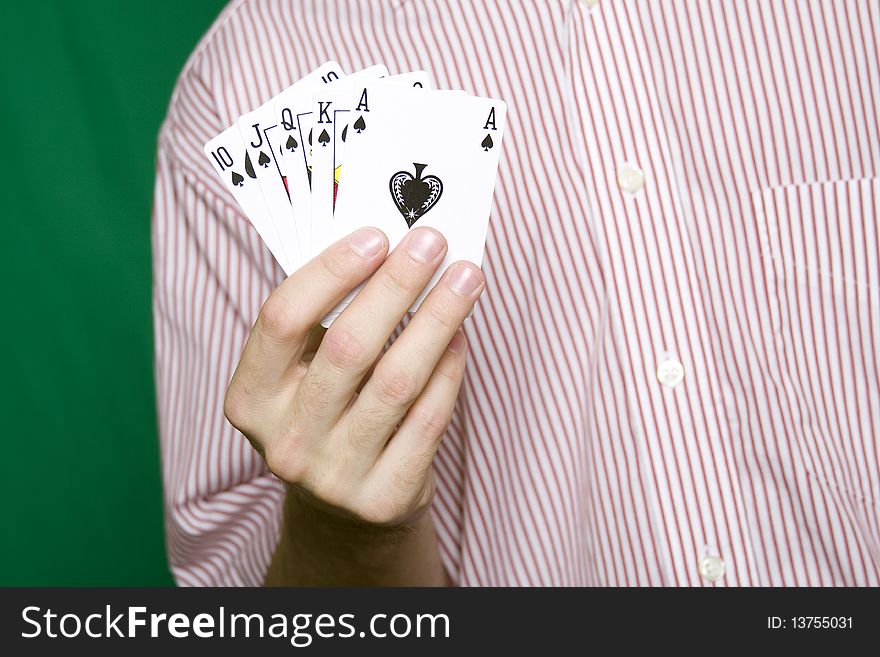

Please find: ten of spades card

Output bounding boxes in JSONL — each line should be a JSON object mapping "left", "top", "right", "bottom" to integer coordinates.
{"left": 203, "top": 124, "right": 291, "bottom": 272}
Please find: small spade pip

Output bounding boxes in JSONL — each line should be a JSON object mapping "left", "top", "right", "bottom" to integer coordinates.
{"left": 353, "top": 115, "right": 366, "bottom": 133}
{"left": 285, "top": 135, "right": 298, "bottom": 152}
{"left": 318, "top": 129, "right": 330, "bottom": 147}
{"left": 389, "top": 163, "right": 443, "bottom": 228}
{"left": 481, "top": 134, "right": 494, "bottom": 151}
{"left": 231, "top": 171, "right": 244, "bottom": 187}
{"left": 258, "top": 151, "right": 271, "bottom": 167}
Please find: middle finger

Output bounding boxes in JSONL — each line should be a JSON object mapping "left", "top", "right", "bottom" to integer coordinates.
{"left": 342, "top": 260, "right": 484, "bottom": 459}
{"left": 292, "top": 227, "right": 448, "bottom": 429}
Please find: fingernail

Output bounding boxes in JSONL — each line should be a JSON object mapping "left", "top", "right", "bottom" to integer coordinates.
{"left": 406, "top": 228, "right": 446, "bottom": 263}
{"left": 349, "top": 227, "right": 385, "bottom": 256}
{"left": 448, "top": 329, "right": 468, "bottom": 354}
{"left": 447, "top": 263, "right": 483, "bottom": 296}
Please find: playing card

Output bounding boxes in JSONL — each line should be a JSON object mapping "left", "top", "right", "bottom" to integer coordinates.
{"left": 236, "top": 103, "right": 299, "bottom": 270}
{"left": 274, "top": 65, "right": 386, "bottom": 260}
{"left": 203, "top": 125, "right": 290, "bottom": 271}
{"left": 272, "top": 61, "right": 346, "bottom": 262}
{"left": 379, "top": 71, "right": 431, "bottom": 90}
{"left": 325, "top": 85, "right": 507, "bottom": 324}
{"left": 310, "top": 70, "right": 430, "bottom": 254}
{"left": 308, "top": 65, "right": 389, "bottom": 254}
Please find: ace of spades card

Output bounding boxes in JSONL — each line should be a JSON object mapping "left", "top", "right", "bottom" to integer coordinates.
{"left": 310, "top": 70, "right": 431, "bottom": 254}
{"left": 327, "top": 84, "right": 507, "bottom": 323}
{"left": 332, "top": 71, "right": 432, "bottom": 193}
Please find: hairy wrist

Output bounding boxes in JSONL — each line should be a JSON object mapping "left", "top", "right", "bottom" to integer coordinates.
{"left": 285, "top": 484, "right": 419, "bottom": 550}
{"left": 265, "top": 484, "right": 441, "bottom": 586}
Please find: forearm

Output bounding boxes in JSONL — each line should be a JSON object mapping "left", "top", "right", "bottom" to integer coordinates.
{"left": 264, "top": 486, "right": 447, "bottom": 586}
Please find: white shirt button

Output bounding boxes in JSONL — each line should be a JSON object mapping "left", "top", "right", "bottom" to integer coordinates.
{"left": 698, "top": 555, "right": 726, "bottom": 582}
{"left": 656, "top": 358, "right": 684, "bottom": 388}
{"left": 617, "top": 162, "right": 645, "bottom": 194}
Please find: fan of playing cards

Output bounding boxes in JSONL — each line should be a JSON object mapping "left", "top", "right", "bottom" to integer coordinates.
{"left": 203, "top": 61, "right": 506, "bottom": 325}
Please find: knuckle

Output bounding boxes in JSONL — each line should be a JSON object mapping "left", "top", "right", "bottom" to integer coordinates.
{"left": 263, "top": 442, "right": 305, "bottom": 483}
{"left": 435, "top": 349, "right": 467, "bottom": 382}
{"left": 381, "top": 258, "right": 427, "bottom": 296}
{"left": 223, "top": 382, "right": 247, "bottom": 429}
{"left": 390, "top": 462, "right": 424, "bottom": 495}
{"left": 372, "top": 365, "right": 420, "bottom": 407}
{"left": 223, "top": 375, "right": 265, "bottom": 436}
{"left": 318, "top": 248, "right": 355, "bottom": 284}
{"left": 412, "top": 405, "right": 451, "bottom": 440}
{"left": 258, "top": 294, "right": 301, "bottom": 340}
{"left": 320, "top": 327, "right": 367, "bottom": 371}
{"left": 424, "top": 294, "right": 460, "bottom": 330}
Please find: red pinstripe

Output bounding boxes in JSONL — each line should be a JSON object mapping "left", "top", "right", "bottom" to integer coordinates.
{"left": 153, "top": 0, "right": 880, "bottom": 586}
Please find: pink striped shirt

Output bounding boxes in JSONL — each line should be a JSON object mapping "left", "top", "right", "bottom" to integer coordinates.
{"left": 153, "top": 0, "right": 880, "bottom": 586}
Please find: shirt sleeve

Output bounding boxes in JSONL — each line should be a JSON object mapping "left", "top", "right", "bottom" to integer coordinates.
{"left": 151, "top": 55, "right": 285, "bottom": 586}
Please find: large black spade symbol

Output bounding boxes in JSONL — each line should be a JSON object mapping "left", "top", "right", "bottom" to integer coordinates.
{"left": 318, "top": 129, "right": 330, "bottom": 147}
{"left": 353, "top": 115, "right": 366, "bottom": 133}
{"left": 258, "top": 151, "right": 271, "bottom": 167}
{"left": 389, "top": 163, "right": 443, "bottom": 228}
{"left": 341, "top": 124, "right": 348, "bottom": 142}
{"left": 244, "top": 152, "right": 256, "bottom": 178}
{"left": 231, "top": 171, "right": 244, "bottom": 187}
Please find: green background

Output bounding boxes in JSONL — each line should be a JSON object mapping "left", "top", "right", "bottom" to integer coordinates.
{"left": 0, "top": 1, "right": 227, "bottom": 585}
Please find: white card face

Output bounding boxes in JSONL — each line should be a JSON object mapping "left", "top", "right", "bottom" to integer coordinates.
{"left": 308, "top": 85, "right": 351, "bottom": 254}
{"left": 236, "top": 102, "right": 300, "bottom": 270}
{"left": 309, "top": 66, "right": 407, "bottom": 253}
{"left": 273, "top": 61, "right": 346, "bottom": 261}
{"left": 273, "top": 60, "right": 346, "bottom": 182}
{"left": 203, "top": 125, "right": 289, "bottom": 271}
{"left": 274, "top": 65, "right": 386, "bottom": 259}
{"left": 326, "top": 86, "right": 507, "bottom": 322}
{"left": 327, "top": 71, "right": 432, "bottom": 222}
{"left": 333, "top": 73, "right": 445, "bottom": 181}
